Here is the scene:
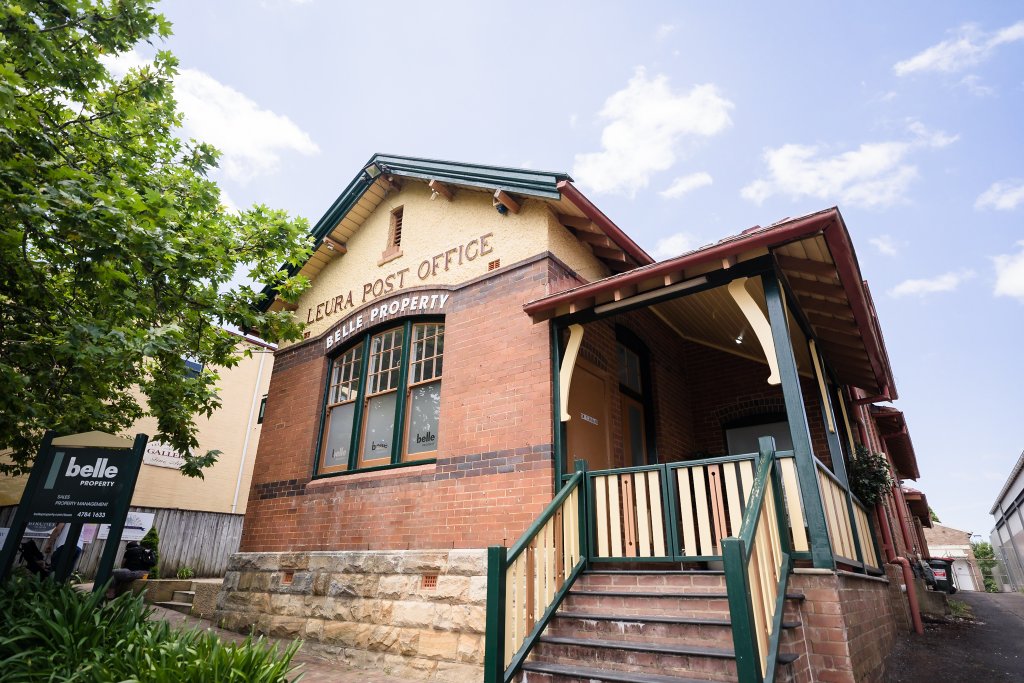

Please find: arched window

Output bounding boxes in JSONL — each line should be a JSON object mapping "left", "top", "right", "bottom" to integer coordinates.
{"left": 318, "top": 320, "right": 444, "bottom": 474}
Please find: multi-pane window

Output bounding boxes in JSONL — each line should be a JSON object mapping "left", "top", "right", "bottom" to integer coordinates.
{"left": 321, "top": 343, "right": 363, "bottom": 472}
{"left": 319, "top": 321, "right": 444, "bottom": 474}
{"left": 617, "top": 344, "right": 642, "bottom": 393}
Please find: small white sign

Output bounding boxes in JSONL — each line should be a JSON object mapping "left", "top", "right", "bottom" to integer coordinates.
{"left": 98, "top": 511, "right": 155, "bottom": 542}
{"left": 143, "top": 441, "right": 186, "bottom": 469}
{"left": 0, "top": 528, "right": 8, "bottom": 548}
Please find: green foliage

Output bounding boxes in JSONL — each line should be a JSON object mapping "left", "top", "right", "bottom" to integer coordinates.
{"left": 141, "top": 524, "right": 159, "bottom": 579}
{"left": 947, "top": 598, "right": 973, "bottom": 619}
{"left": 972, "top": 541, "right": 1000, "bottom": 593}
{"left": 0, "top": 1, "right": 312, "bottom": 477}
{"left": 929, "top": 506, "right": 940, "bottom": 523}
{"left": 848, "top": 445, "right": 894, "bottom": 506}
{"left": 0, "top": 574, "right": 301, "bottom": 682}
{"left": 175, "top": 566, "right": 194, "bottom": 580}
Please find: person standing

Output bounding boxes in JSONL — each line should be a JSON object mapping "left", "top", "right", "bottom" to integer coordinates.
{"left": 43, "top": 523, "right": 83, "bottom": 581}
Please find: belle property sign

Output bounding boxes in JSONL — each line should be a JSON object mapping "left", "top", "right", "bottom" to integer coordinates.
{"left": 30, "top": 448, "right": 135, "bottom": 524}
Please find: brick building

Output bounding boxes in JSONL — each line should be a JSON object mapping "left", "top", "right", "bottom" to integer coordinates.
{"left": 217, "top": 155, "right": 933, "bottom": 682}
{"left": 923, "top": 523, "right": 982, "bottom": 592}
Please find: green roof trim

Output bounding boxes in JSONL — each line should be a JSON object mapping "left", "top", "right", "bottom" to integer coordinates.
{"left": 259, "top": 154, "right": 573, "bottom": 310}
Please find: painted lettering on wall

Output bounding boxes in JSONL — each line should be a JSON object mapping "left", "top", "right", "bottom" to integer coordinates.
{"left": 306, "top": 233, "right": 493, "bottom": 324}
{"left": 325, "top": 292, "right": 450, "bottom": 350}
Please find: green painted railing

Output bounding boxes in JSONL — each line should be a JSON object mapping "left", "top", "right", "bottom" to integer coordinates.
{"left": 483, "top": 465, "right": 588, "bottom": 683}
{"left": 723, "top": 437, "right": 793, "bottom": 683}
{"left": 815, "top": 457, "right": 883, "bottom": 573}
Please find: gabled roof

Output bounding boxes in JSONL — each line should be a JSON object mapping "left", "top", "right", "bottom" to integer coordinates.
{"left": 524, "top": 207, "right": 897, "bottom": 397}
{"left": 260, "top": 154, "right": 653, "bottom": 311}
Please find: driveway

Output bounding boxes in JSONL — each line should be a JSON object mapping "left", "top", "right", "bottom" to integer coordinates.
{"left": 885, "top": 590, "right": 1024, "bottom": 682}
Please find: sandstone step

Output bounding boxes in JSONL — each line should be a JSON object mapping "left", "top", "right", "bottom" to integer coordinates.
{"left": 533, "top": 635, "right": 737, "bottom": 682}
{"left": 520, "top": 659, "right": 713, "bottom": 683}
{"left": 547, "top": 612, "right": 733, "bottom": 648}
{"left": 171, "top": 590, "right": 195, "bottom": 604}
{"left": 155, "top": 601, "right": 194, "bottom": 615}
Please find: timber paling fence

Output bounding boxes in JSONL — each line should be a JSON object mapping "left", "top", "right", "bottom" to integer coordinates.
{"left": 1, "top": 506, "right": 243, "bottom": 579}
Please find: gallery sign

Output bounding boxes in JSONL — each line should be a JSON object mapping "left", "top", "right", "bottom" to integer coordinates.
{"left": 143, "top": 440, "right": 186, "bottom": 469}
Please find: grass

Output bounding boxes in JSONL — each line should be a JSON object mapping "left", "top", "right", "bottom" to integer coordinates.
{"left": 948, "top": 598, "right": 973, "bottom": 619}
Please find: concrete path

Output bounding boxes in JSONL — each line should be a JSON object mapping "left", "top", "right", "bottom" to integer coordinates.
{"left": 885, "top": 590, "right": 1024, "bottom": 682}
{"left": 149, "top": 605, "right": 409, "bottom": 683}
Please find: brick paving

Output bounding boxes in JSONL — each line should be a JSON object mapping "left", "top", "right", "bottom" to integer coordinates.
{"left": 148, "top": 606, "right": 409, "bottom": 683}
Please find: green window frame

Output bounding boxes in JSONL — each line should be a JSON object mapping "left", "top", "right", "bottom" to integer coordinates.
{"left": 316, "top": 319, "right": 444, "bottom": 475}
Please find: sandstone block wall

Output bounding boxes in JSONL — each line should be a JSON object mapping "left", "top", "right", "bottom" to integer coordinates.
{"left": 215, "top": 550, "right": 487, "bottom": 682}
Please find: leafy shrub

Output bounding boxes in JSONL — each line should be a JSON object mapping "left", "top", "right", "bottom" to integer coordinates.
{"left": 848, "top": 445, "right": 894, "bottom": 506}
{"left": 141, "top": 525, "right": 160, "bottom": 579}
{"left": 0, "top": 575, "right": 301, "bottom": 682}
{"left": 176, "top": 566, "right": 195, "bottom": 580}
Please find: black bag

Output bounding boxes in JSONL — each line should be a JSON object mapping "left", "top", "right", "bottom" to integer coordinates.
{"left": 19, "top": 540, "right": 49, "bottom": 577}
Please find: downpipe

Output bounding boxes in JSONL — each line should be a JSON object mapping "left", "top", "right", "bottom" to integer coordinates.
{"left": 876, "top": 505, "right": 924, "bottom": 635}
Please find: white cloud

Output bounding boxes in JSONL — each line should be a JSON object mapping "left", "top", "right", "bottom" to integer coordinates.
{"left": 219, "top": 189, "right": 240, "bottom": 214}
{"left": 650, "top": 232, "right": 699, "bottom": 260}
{"left": 568, "top": 113, "right": 578, "bottom": 128}
{"left": 894, "top": 20, "right": 1024, "bottom": 75}
{"left": 572, "top": 68, "right": 734, "bottom": 197}
{"left": 655, "top": 24, "right": 677, "bottom": 41}
{"left": 975, "top": 179, "right": 1024, "bottom": 210}
{"left": 889, "top": 270, "right": 975, "bottom": 297}
{"left": 994, "top": 241, "right": 1024, "bottom": 301}
{"left": 741, "top": 121, "right": 957, "bottom": 208}
{"left": 102, "top": 50, "right": 319, "bottom": 183}
{"left": 960, "top": 74, "right": 995, "bottom": 96}
{"left": 659, "top": 172, "right": 713, "bottom": 199}
{"left": 869, "top": 235, "right": 900, "bottom": 256}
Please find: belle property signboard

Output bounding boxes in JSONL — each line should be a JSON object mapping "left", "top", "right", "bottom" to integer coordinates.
{"left": 0, "top": 431, "right": 148, "bottom": 588}
{"left": 31, "top": 448, "right": 135, "bottom": 524}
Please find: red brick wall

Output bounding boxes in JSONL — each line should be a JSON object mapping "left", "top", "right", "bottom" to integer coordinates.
{"left": 239, "top": 258, "right": 562, "bottom": 552}
{"left": 683, "top": 341, "right": 832, "bottom": 466}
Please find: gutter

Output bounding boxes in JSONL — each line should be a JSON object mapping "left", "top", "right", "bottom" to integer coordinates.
{"left": 557, "top": 180, "right": 654, "bottom": 265}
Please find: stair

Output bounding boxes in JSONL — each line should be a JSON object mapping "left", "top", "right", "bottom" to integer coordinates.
{"left": 156, "top": 588, "right": 195, "bottom": 615}
{"left": 519, "top": 569, "right": 803, "bottom": 683}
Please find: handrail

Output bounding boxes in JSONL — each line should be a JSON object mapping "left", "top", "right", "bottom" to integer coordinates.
{"left": 813, "top": 457, "right": 883, "bottom": 573}
{"left": 484, "top": 467, "right": 588, "bottom": 683}
{"left": 724, "top": 436, "right": 792, "bottom": 683}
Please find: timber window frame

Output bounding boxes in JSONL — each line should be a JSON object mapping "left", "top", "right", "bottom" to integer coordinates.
{"left": 316, "top": 318, "right": 443, "bottom": 476}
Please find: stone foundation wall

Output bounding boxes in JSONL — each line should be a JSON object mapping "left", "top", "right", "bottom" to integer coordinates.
{"left": 215, "top": 550, "right": 487, "bottom": 682}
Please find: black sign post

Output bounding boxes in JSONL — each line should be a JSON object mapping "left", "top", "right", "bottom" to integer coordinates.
{"left": 0, "top": 431, "right": 148, "bottom": 590}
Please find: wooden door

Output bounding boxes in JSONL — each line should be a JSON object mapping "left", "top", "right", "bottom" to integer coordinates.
{"left": 567, "top": 364, "right": 612, "bottom": 471}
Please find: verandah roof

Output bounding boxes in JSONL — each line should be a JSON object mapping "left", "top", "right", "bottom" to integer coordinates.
{"left": 523, "top": 207, "right": 897, "bottom": 399}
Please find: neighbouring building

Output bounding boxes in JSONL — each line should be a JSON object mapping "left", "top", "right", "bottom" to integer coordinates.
{"left": 923, "top": 523, "right": 982, "bottom": 592}
{"left": 990, "top": 450, "right": 1024, "bottom": 592}
{"left": 0, "top": 334, "right": 273, "bottom": 578}
{"left": 216, "top": 155, "right": 935, "bottom": 683}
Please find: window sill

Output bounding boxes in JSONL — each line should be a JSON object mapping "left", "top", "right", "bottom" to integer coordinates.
{"left": 308, "top": 459, "right": 436, "bottom": 487}
{"left": 378, "top": 248, "right": 403, "bottom": 266}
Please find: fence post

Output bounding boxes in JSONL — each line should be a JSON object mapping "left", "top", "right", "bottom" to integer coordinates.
{"left": 483, "top": 545, "right": 507, "bottom": 683}
{"left": 724, "top": 537, "right": 763, "bottom": 683}
{"left": 574, "top": 460, "right": 589, "bottom": 567}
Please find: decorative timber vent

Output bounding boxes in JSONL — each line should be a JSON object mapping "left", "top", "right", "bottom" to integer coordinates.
{"left": 281, "top": 571, "right": 294, "bottom": 585}
{"left": 421, "top": 574, "right": 438, "bottom": 590}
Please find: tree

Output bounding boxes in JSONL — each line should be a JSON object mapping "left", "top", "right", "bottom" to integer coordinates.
{"left": 929, "top": 507, "right": 940, "bottom": 523}
{"left": 0, "top": 1, "right": 310, "bottom": 477}
{"left": 140, "top": 523, "right": 160, "bottom": 579}
{"left": 971, "top": 541, "right": 999, "bottom": 593}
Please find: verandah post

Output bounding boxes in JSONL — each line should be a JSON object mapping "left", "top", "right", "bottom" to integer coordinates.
{"left": 762, "top": 273, "right": 834, "bottom": 569}
{"left": 574, "top": 459, "right": 589, "bottom": 567}
{"left": 483, "top": 545, "right": 507, "bottom": 683}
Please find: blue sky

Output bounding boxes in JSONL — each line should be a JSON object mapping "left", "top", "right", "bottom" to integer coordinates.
{"left": 146, "top": 1, "right": 1022, "bottom": 540}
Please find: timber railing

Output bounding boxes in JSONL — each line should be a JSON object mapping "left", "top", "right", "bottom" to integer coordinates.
{"left": 483, "top": 466, "right": 587, "bottom": 683}
{"left": 815, "top": 458, "right": 882, "bottom": 573}
{"left": 723, "top": 437, "right": 792, "bottom": 683}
